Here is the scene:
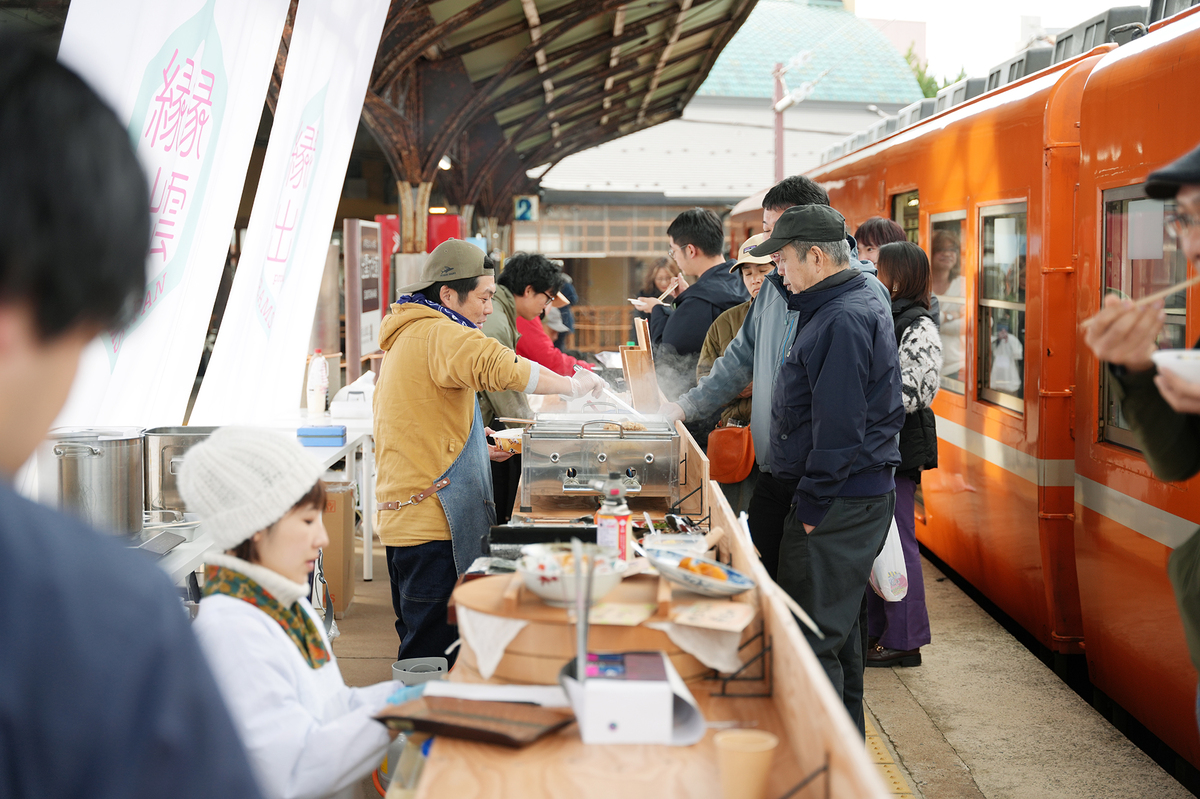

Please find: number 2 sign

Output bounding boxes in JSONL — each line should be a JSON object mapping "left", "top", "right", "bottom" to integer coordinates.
{"left": 514, "top": 195, "right": 539, "bottom": 222}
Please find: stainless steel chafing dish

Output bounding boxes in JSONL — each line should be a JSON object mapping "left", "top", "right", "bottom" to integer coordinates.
{"left": 518, "top": 414, "right": 679, "bottom": 512}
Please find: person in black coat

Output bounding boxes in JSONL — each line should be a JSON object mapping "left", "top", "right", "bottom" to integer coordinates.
{"left": 630, "top": 209, "right": 748, "bottom": 447}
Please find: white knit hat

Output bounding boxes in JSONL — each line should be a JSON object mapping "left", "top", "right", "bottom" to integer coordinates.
{"left": 178, "top": 427, "right": 327, "bottom": 550}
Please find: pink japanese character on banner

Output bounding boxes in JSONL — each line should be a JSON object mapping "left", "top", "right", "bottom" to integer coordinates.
{"left": 288, "top": 125, "right": 318, "bottom": 189}
{"left": 143, "top": 49, "right": 216, "bottom": 157}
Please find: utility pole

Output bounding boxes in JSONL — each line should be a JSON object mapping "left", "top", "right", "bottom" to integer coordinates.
{"left": 773, "top": 62, "right": 785, "bottom": 183}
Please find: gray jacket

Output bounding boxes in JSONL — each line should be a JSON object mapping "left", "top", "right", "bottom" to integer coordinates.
{"left": 675, "top": 237, "right": 891, "bottom": 471}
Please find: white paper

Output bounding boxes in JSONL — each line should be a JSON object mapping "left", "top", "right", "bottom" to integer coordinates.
{"left": 1128, "top": 198, "right": 1166, "bottom": 261}
{"left": 993, "top": 216, "right": 1018, "bottom": 266}
{"left": 646, "top": 621, "right": 744, "bottom": 674}
{"left": 422, "top": 681, "right": 569, "bottom": 708}
{"left": 454, "top": 606, "right": 529, "bottom": 680}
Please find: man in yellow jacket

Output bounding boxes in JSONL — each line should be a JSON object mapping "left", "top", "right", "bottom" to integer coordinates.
{"left": 374, "top": 239, "right": 605, "bottom": 663}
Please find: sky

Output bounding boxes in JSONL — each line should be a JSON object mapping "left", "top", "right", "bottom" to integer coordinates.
{"left": 854, "top": 0, "right": 1128, "bottom": 81}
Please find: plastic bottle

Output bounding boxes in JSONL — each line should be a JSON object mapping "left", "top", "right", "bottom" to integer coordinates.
{"left": 594, "top": 472, "right": 631, "bottom": 559}
{"left": 306, "top": 349, "right": 329, "bottom": 417}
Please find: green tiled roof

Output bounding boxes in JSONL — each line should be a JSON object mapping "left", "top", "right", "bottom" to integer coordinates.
{"left": 697, "top": 0, "right": 923, "bottom": 104}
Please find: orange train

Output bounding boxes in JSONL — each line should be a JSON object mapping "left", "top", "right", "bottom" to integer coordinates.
{"left": 731, "top": 7, "right": 1200, "bottom": 769}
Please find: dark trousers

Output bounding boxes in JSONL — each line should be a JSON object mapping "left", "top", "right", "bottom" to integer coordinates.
{"left": 777, "top": 491, "right": 895, "bottom": 737}
{"left": 490, "top": 454, "right": 521, "bottom": 525}
{"left": 867, "top": 476, "right": 931, "bottom": 651}
{"left": 746, "top": 471, "right": 795, "bottom": 581}
{"left": 386, "top": 541, "right": 459, "bottom": 666}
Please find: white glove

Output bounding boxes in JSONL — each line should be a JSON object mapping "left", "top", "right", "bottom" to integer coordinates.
{"left": 568, "top": 370, "right": 607, "bottom": 399}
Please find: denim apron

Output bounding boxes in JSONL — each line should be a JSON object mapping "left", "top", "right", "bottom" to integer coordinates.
{"left": 436, "top": 398, "right": 496, "bottom": 575}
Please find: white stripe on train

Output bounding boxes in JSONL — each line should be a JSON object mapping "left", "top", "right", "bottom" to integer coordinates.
{"left": 935, "top": 417, "right": 1196, "bottom": 549}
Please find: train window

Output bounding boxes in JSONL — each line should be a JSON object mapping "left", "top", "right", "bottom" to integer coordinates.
{"left": 891, "top": 191, "right": 920, "bottom": 243}
{"left": 1099, "top": 185, "right": 1189, "bottom": 449}
{"left": 977, "top": 203, "right": 1027, "bottom": 413}
{"left": 931, "top": 211, "right": 968, "bottom": 394}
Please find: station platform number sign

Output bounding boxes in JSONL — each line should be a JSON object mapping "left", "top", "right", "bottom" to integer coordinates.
{"left": 514, "top": 195, "right": 539, "bottom": 222}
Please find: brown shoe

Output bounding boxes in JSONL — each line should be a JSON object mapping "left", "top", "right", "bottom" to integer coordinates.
{"left": 866, "top": 644, "right": 921, "bottom": 667}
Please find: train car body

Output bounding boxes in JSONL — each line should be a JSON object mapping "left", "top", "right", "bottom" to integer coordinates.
{"left": 744, "top": 6, "right": 1200, "bottom": 767}
{"left": 1072, "top": 7, "right": 1200, "bottom": 767}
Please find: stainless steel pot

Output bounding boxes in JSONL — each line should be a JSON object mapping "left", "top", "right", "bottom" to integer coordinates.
{"left": 41, "top": 427, "right": 144, "bottom": 535}
{"left": 144, "top": 426, "right": 217, "bottom": 512}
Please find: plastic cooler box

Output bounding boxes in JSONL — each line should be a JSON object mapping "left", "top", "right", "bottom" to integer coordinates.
{"left": 297, "top": 425, "right": 347, "bottom": 447}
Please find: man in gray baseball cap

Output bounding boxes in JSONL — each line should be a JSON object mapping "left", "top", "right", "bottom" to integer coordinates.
{"left": 760, "top": 203, "right": 904, "bottom": 737}
{"left": 375, "top": 239, "right": 605, "bottom": 663}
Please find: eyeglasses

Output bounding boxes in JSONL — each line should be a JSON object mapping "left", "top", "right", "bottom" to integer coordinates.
{"left": 1166, "top": 211, "right": 1200, "bottom": 237}
{"left": 665, "top": 246, "right": 678, "bottom": 261}
{"left": 540, "top": 291, "right": 557, "bottom": 308}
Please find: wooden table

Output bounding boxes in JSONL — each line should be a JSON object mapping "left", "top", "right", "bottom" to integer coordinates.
{"left": 414, "top": 477, "right": 892, "bottom": 799}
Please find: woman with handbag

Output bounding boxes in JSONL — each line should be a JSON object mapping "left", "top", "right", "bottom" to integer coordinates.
{"left": 697, "top": 233, "right": 776, "bottom": 513}
{"left": 866, "top": 241, "right": 942, "bottom": 668}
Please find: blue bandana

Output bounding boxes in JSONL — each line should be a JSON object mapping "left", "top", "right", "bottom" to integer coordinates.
{"left": 396, "top": 292, "right": 477, "bottom": 329}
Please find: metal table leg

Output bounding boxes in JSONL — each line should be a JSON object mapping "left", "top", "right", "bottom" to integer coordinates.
{"left": 361, "top": 436, "right": 375, "bottom": 581}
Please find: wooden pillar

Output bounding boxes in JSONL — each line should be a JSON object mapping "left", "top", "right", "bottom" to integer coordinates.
{"left": 396, "top": 180, "right": 433, "bottom": 253}
{"left": 460, "top": 203, "right": 475, "bottom": 239}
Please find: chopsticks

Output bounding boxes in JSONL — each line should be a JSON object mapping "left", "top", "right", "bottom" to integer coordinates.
{"left": 496, "top": 417, "right": 536, "bottom": 424}
{"left": 628, "top": 277, "right": 681, "bottom": 307}
{"left": 1080, "top": 273, "right": 1200, "bottom": 329}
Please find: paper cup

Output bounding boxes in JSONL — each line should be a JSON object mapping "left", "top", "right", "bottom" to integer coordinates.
{"left": 491, "top": 429, "right": 523, "bottom": 454}
{"left": 714, "top": 729, "right": 778, "bottom": 799}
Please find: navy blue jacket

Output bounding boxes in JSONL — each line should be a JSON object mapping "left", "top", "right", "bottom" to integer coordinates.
{"left": 649, "top": 260, "right": 749, "bottom": 400}
{"left": 0, "top": 484, "right": 263, "bottom": 799}
{"left": 769, "top": 269, "right": 904, "bottom": 526}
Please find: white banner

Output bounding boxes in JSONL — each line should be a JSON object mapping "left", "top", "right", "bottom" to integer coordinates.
{"left": 190, "top": 0, "right": 391, "bottom": 425}
{"left": 55, "top": 0, "right": 290, "bottom": 428}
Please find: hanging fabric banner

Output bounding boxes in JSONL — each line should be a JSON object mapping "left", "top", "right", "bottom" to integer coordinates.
{"left": 190, "top": 0, "right": 391, "bottom": 425}
{"left": 55, "top": 0, "right": 291, "bottom": 428}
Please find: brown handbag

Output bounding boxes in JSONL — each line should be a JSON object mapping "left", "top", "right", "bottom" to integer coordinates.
{"left": 707, "top": 422, "right": 755, "bottom": 483}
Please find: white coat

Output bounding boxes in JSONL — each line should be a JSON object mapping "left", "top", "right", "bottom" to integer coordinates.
{"left": 194, "top": 554, "right": 397, "bottom": 799}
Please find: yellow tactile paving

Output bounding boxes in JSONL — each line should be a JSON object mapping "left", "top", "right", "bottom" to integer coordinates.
{"left": 865, "top": 716, "right": 919, "bottom": 796}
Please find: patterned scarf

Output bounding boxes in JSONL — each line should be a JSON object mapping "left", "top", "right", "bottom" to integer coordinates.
{"left": 396, "top": 291, "right": 477, "bottom": 328}
{"left": 203, "top": 565, "right": 330, "bottom": 669}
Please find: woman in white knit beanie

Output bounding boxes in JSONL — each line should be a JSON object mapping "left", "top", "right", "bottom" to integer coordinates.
{"left": 180, "top": 427, "right": 400, "bottom": 799}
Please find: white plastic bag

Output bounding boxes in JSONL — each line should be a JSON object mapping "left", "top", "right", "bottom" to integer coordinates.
{"left": 869, "top": 518, "right": 908, "bottom": 602}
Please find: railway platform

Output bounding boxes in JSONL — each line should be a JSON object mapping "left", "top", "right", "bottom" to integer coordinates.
{"left": 333, "top": 542, "right": 1195, "bottom": 798}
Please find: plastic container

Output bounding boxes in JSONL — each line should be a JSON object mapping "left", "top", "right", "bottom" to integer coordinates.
{"left": 306, "top": 349, "right": 329, "bottom": 417}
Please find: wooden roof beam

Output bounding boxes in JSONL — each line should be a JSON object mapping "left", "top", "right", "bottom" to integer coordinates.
{"left": 680, "top": 0, "right": 754, "bottom": 100}
{"left": 519, "top": 0, "right": 558, "bottom": 137}
{"left": 422, "top": 0, "right": 629, "bottom": 178}
{"left": 636, "top": 0, "right": 693, "bottom": 124}
{"left": 479, "top": 0, "right": 717, "bottom": 117}
{"left": 373, "top": 0, "right": 511, "bottom": 90}
{"left": 601, "top": 6, "right": 626, "bottom": 124}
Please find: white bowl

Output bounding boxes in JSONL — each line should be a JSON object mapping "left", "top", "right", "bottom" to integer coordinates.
{"left": 642, "top": 547, "right": 755, "bottom": 598}
{"left": 1151, "top": 349, "right": 1200, "bottom": 383}
{"left": 518, "top": 543, "right": 627, "bottom": 607}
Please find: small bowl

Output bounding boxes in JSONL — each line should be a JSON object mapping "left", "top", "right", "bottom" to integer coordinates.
{"left": 518, "top": 542, "right": 627, "bottom": 607}
{"left": 1152, "top": 349, "right": 1200, "bottom": 383}
{"left": 642, "top": 547, "right": 755, "bottom": 597}
{"left": 491, "top": 428, "right": 523, "bottom": 454}
{"left": 640, "top": 532, "right": 708, "bottom": 556}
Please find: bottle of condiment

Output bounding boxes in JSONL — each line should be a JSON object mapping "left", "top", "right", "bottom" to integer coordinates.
{"left": 306, "top": 349, "right": 328, "bottom": 417}
{"left": 595, "top": 471, "right": 631, "bottom": 559}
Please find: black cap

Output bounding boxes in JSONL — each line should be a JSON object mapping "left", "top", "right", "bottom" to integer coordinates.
{"left": 749, "top": 205, "right": 848, "bottom": 257}
{"left": 1146, "top": 142, "right": 1200, "bottom": 199}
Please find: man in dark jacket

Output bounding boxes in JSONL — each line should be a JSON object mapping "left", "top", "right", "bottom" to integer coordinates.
{"left": 0, "top": 37, "right": 263, "bottom": 799}
{"left": 631, "top": 208, "right": 747, "bottom": 448}
{"left": 750, "top": 204, "right": 904, "bottom": 737}
{"left": 633, "top": 208, "right": 748, "bottom": 402}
